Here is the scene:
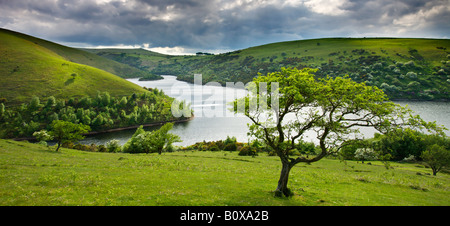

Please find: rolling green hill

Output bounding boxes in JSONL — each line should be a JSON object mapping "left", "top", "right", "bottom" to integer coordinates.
{"left": 91, "top": 38, "right": 450, "bottom": 101}
{"left": 0, "top": 28, "right": 153, "bottom": 79}
{"left": 0, "top": 28, "right": 148, "bottom": 105}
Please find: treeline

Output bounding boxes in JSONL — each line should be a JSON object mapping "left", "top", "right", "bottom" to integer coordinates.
{"left": 340, "top": 128, "right": 450, "bottom": 162}
{"left": 181, "top": 129, "right": 449, "bottom": 162}
{"left": 154, "top": 49, "right": 450, "bottom": 101}
{"left": 0, "top": 89, "right": 190, "bottom": 139}
{"left": 180, "top": 136, "right": 317, "bottom": 157}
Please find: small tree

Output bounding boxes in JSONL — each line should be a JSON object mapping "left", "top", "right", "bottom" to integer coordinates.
{"left": 49, "top": 120, "right": 91, "bottom": 152}
{"left": 354, "top": 148, "right": 377, "bottom": 164}
{"left": 45, "top": 96, "right": 56, "bottom": 108}
{"left": 421, "top": 144, "right": 450, "bottom": 176}
{"left": 29, "top": 96, "right": 41, "bottom": 111}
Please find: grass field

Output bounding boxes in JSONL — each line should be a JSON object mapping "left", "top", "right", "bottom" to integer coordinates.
{"left": 0, "top": 139, "right": 448, "bottom": 206}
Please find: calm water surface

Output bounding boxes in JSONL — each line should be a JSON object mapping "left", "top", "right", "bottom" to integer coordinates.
{"left": 82, "top": 76, "right": 449, "bottom": 147}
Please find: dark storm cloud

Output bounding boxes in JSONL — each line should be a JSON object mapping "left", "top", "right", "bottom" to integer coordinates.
{"left": 0, "top": 0, "right": 448, "bottom": 53}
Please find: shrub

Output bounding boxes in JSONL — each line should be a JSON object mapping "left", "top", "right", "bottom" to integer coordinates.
{"left": 354, "top": 148, "right": 377, "bottom": 163}
{"left": 106, "top": 139, "right": 121, "bottom": 153}
{"left": 97, "top": 144, "right": 107, "bottom": 152}
{"left": 224, "top": 143, "right": 237, "bottom": 151}
{"left": 224, "top": 136, "right": 237, "bottom": 146}
{"left": 402, "top": 155, "right": 417, "bottom": 162}
{"left": 238, "top": 145, "right": 257, "bottom": 156}
{"left": 208, "top": 144, "right": 220, "bottom": 152}
{"left": 62, "top": 141, "right": 74, "bottom": 149}
{"left": 73, "top": 143, "right": 87, "bottom": 151}
{"left": 122, "top": 124, "right": 181, "bottom": 154}
{"left": 88, "top": 143, "right": 98, "bottom": 152}
{"left": 375, "top": 128, "right": 426, "bottom": 160}
{"left": 32, "top": 130, "right": 53, "bottom": 142}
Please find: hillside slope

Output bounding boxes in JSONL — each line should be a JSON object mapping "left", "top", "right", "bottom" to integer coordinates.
{"left": 0, "top": 28, "right": 153, "bottom": 79}
{"left": 0, "top": 28, "right": 147, "bottom": 105}
{"left": 93, "top": 38, "right": 450, "bottom": 100}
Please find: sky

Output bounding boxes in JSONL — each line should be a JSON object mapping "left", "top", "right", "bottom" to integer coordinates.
{"left": 0, "top": 0, "right": 449, "bottom": 55}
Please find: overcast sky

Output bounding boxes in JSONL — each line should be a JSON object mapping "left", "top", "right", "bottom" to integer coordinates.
{"left": 0, "top": 0, "right": 449, "bottom": 55}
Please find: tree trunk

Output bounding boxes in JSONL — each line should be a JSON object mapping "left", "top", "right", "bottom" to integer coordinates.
{"left": 275, "top": 161, "right": 293, "bottom": 197}
{"left": 55, "top": 141, "right": 61, "bottom": 152}
{"left": 432, "top": 168, "right": 437, "bottom": 176}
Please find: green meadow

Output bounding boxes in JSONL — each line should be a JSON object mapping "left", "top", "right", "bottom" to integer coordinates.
{"left": 0, "top": 139, "right": 448, "bottom": 206}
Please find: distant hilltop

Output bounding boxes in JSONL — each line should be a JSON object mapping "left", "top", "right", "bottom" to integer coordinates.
{"left": 89, "top": 37, "right": 450, "bottom": 101}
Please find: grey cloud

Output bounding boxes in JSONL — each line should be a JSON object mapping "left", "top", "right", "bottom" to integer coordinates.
{"left": 0, "top": 0, "right": 448, "bottom": 53}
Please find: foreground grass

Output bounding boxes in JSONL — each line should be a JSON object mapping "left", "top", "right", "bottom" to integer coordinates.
{"left": 0, "top": 139, "right": 449, "bottom": 206}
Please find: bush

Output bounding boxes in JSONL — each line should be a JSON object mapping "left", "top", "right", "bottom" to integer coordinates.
{"left": 62, "top": 141, "right": 74, "bottom": 149}
{"left": 208, "top": 145, "right": 220, "bottom": 152}
{"left": 73, "top": 143, "right": 89, "bottom": 151}
{"left": 122, "top": 124, "right": 181, "bottom": 154}
{"left": 224, "top": 136, "right": 237, "bottom": 146}
{"left": 32, "top": 130, "right": 53, "bottom": 142}
{"left": 106, "top": 139, "right": 121, "bottom": 153}
{"left": 401, "top": 155, "right": 417, "bottom": 162}
{"left": 97, "top": 144, "right": 107, "bottom": 152}
{"left": 224, "top": 143, "right": 237, "bottom": 151}
{"left": 375, "top": 128, "right": 426, "bottom": 160}
{"left": 355, "top": 148, "right": 377, "bottom": 163}
{"left": 88, "top": 143, "right": 98, "bottom": 152}
{"left": 238, "top": 145, "right": 257, "bottom": 156}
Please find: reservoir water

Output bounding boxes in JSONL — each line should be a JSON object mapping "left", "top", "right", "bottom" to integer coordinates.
{"left": 82, "top": 75, "right": 450, "bottom": 147}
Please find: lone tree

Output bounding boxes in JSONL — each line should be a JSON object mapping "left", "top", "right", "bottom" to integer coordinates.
{"left": 232, "top": 67, "right": 444, "bottom": 197}
{"left": 49, "top": 120, "right": 91, "bottom": 152}
{"left": 421, "top": 144, "right": 450, "bottom": 176}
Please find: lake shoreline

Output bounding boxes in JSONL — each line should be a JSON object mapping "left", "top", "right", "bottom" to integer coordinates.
{"left": 13, "top": 115, "right": 195, "bottom": 142}
{"left": 86, "top": 115, "right": 194, "bottom": 135}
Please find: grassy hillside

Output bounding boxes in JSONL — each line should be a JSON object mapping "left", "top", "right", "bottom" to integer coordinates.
{"left": 0, "top": 139, "right": 448, "bottom": 206}
{"left": 82, "top": 48, "right": 169, "bottom": 72}
{"left": 0, "top": 28, "right": 147, "bottom": 105}
{"left": 93, "top": 38, "right": 450, "bottom": 101}
{"left": 0, "top": 28, "right": 153, "bottom": 79}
